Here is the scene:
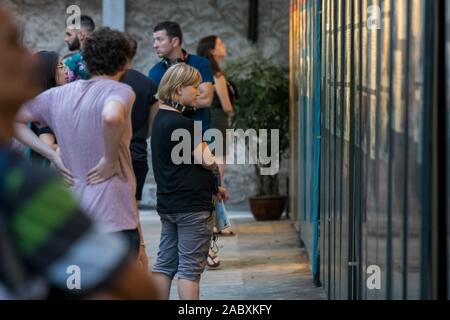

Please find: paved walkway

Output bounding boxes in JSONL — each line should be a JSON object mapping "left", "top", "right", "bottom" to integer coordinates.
{"left": 141, "top": 210, "right": 326, "bottom": 300}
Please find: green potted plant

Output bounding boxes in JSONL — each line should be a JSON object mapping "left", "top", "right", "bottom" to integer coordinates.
{"left": 225, "top": 57, "right": 289, "bottom": 220}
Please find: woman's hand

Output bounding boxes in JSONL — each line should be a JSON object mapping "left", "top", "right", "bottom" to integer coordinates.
{"left": 86, "top": 157, "right": 124, "bottom": 185}
{"left": 215, "top": 186, "right": 229, "bottom": 202}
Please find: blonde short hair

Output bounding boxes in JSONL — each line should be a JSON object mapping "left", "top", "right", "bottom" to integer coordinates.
{"left": 156, "top": 63, "right": 202, "bottom": 101}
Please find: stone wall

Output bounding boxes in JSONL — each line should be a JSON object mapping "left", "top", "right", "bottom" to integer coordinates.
{"left": 3, "top": 0, "right": 290, "bottom": 208}
{"left": 4, "top": 0, "right": 289, "bottom": 72}
{"left": 3, "top": 0, "right": 102, "bottom": 57}
{"left": 126, "top": 0, "right": 290, "bottom": 74}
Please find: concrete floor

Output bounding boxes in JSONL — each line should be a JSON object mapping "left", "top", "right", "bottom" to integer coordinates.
{"left": 141, "top": 210, "right": 326, "bottom": 300}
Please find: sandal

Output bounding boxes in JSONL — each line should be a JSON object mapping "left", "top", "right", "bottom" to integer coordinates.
{"left": 207, "top": 253, "right": 221, "bottom": 268}
{"left": 217, "top": 228, "right": 235, "bottom": 236}
{"left": 207, "top": 236, "right": 220, "bottom": 268}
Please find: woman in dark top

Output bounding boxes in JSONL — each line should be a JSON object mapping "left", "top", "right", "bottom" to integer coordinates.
{"left": 197, "top": 36, "right": 236, "bottom": 240}
{"left": 197, "top": 35, "right": 234, "bottom": 179}
{"left": 151, "top": 63, "right": 228, "bottom": 300}
{"left": 29, "top": 51, "right": 68, "bottom": 165}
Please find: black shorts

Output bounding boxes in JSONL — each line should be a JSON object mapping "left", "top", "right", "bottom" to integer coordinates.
{"left": 132, "top": 160, "right": 149, "bottom": 201}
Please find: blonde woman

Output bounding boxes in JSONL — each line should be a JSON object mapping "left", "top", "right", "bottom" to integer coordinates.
{"left": 151, "top": 63, "right": 228, "bottom": 300}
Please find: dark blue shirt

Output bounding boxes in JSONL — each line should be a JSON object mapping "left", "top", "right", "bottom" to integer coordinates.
{"left": 148, "top": 53, "right": 214, "bottom": 133}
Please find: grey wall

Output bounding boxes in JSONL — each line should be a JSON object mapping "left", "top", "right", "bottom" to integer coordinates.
{"left": 3, "top": 0, "right": 102, "bottom": 57}
{"left": 4, "top": 0, "right": 289, "bottom": 73}
{"left": 3, "top": 0, "right": 290, "bottom": 208}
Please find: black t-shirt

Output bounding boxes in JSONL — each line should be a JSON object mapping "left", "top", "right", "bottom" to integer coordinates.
{"left": 122, "top": 69, "right": 158, "bottom": 162}
{"left": 151, "top": 109, "right": 214, "bottom": 214}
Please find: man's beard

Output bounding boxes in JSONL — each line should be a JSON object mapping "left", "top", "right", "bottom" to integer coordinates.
{"left": 67, "top": 36, "right": 81, "bottom": 51}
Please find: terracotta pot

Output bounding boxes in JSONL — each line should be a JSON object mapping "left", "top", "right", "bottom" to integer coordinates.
{"left": 248, "top": 196, "right": 286, "bottom": 221}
